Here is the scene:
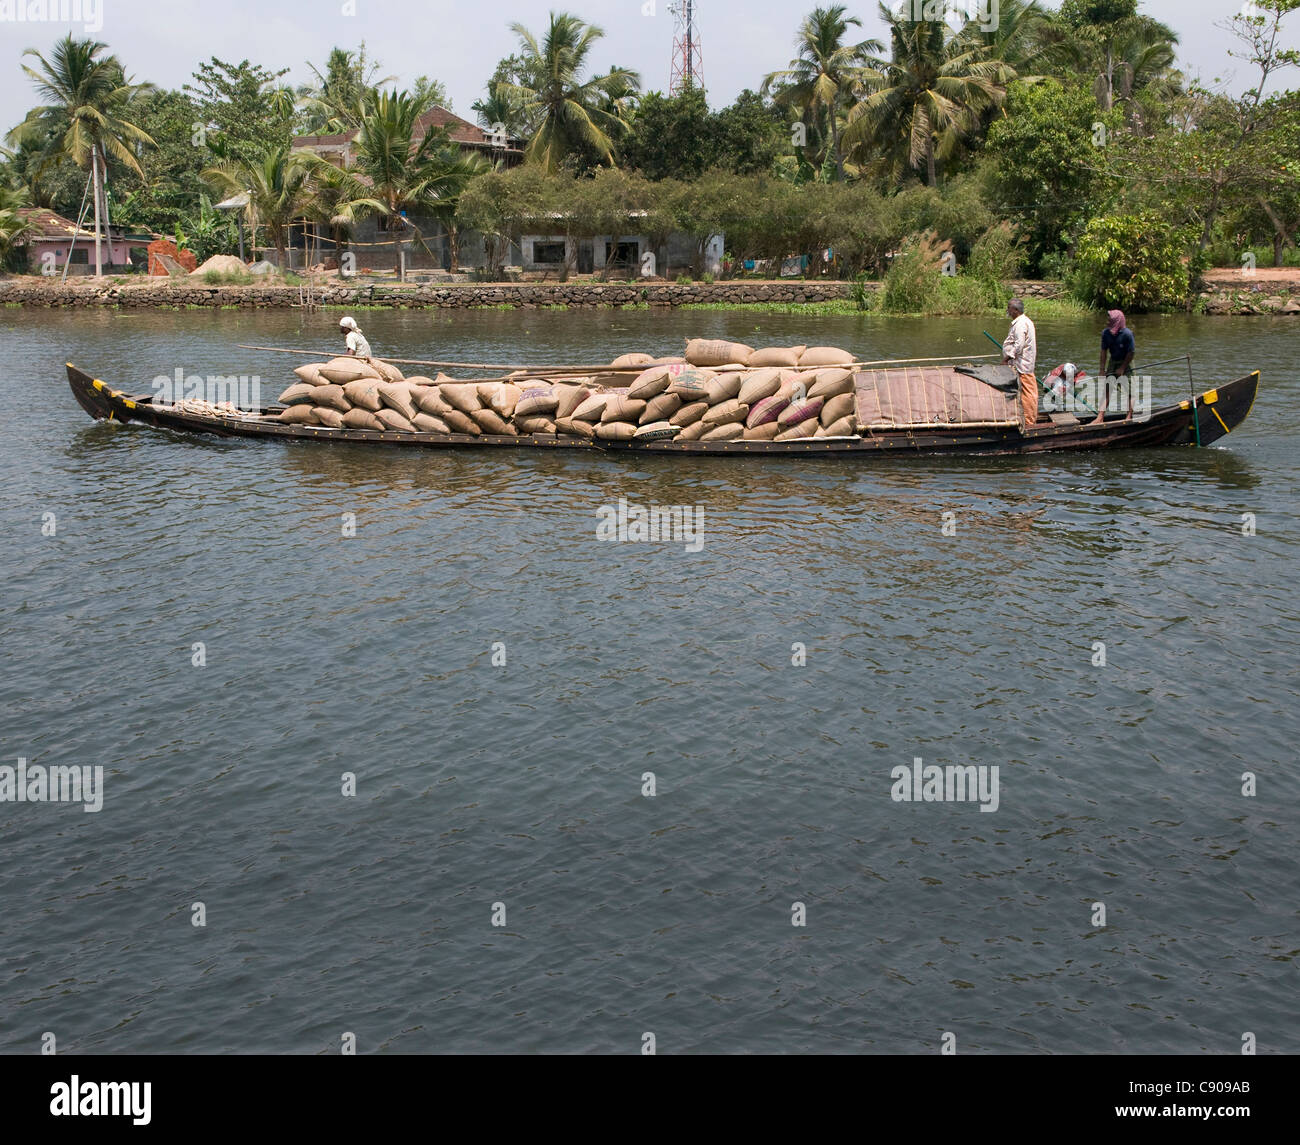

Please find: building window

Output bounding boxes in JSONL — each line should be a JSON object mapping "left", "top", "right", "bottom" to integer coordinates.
{"left": 533, "top": 241, "right": 565, "bottom": 265}
{"left": 68, "top": 249, "right": 89, "bottom": 265}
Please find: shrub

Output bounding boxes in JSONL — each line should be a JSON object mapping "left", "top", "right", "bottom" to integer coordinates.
{"left": 1069, "top": 213, "right": 1191, "bottom": 312}
{"left": 880, "top": 232, "right": 948, "bottom": 313}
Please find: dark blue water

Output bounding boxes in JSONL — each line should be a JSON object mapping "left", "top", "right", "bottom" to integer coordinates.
{"left": 2, "top": 307, "right": 1297, "bottom": 1053}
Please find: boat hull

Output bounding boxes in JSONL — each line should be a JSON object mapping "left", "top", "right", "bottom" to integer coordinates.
{"left": 65, "top": 364, "right": 1259, "bottom": 458}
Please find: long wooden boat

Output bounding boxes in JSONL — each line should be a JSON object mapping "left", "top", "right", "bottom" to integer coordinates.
{"left": 66, "top": 363, "right": 1258, "bottom": 457}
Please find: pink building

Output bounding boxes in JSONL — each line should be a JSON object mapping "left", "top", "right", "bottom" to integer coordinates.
{"left": 16, "top": 208, "right": 145, "bottom": 274}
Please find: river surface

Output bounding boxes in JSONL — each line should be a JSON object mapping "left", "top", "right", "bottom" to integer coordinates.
{"left": 1, "top": 305, "right": 1297, "bottom": 1054}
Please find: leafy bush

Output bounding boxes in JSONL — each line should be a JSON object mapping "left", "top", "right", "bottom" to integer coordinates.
{"left": 1069, "top": 212, "right": 1191, "bottom": 312}
{"left": 202, "top": 269, "right": 253, "bottom": 285}
{"left": 880, "top": 232, "right": 947, "bottom": 313}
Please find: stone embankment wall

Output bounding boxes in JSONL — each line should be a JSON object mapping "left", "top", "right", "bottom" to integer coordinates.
{"left": 1, "top": 277, "right": 1295, "bottom": 313}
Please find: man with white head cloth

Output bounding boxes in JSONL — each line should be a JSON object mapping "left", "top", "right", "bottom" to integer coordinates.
{"left": 339, "top": 316, "right": 371, "bottom": 359}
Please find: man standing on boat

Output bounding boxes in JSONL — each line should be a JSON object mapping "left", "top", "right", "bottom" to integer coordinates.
{"left": 1091, "top": 308, "right": 1136, "bottom": 425}
{"left": 1002, "top": 298, "right": 1039, "bottom": 430}
{"left": 339, "top": 316, "right": 372, "bottom": 359}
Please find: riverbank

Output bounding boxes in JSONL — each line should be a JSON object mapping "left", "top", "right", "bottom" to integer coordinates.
{"left": 2, "top": 274, "right": 1297, "bottom": 314}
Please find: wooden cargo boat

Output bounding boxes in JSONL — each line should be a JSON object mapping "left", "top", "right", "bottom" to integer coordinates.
{"left": 66, "top": 362, "right": 1258, "bottom": 457}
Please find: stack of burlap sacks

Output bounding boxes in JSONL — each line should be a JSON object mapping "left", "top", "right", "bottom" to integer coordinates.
{"left": 273, "top": 339, "right": 861, "bottom": 442}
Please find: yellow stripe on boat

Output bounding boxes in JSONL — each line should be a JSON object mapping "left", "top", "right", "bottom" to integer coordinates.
{"left": 122, "top": 398, "right": 136, "bottom": 409}
{"left": 1202, "top": 389, "right": 1218, "bottom": 404}
{"left": 1212, "top": 406, "right": 1230, "bottom": 433}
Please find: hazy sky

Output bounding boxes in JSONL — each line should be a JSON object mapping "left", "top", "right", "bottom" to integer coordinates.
{"left": 0, "top": 0, "right": 1288, "bottom": 135}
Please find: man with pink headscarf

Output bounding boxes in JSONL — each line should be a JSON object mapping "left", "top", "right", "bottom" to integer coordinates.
{"left": 1094, "top": 309, "right": 1136, "bottom": 424}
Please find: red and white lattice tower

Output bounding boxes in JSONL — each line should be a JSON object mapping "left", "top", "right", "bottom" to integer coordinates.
{"left": 668, "top": 0, "right": 704, "bottom": 95}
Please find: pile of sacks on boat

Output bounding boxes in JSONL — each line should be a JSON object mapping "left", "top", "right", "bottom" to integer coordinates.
{"left": 272, "top": 338, "right": 862, "bottom": 442}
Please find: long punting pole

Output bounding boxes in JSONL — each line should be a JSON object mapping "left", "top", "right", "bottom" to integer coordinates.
{"left": 236, "top": 345, "right": 1001, "bottom": 374}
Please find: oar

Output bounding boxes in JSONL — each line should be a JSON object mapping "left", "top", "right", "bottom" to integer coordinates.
{"left": 238, "top": 344, "right": 1001, "bottom": 375}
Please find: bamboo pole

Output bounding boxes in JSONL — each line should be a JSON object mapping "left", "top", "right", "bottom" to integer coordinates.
{"left": 236, "top": 344, "right": 1001, "bottom": 375}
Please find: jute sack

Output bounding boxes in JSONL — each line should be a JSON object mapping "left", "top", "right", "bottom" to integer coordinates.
{"left": 571, "top": 393, "right": 610, "bottom": 422}
{"left": 820, "top": 416, "right": 857, "bottom": 436}
{"left": 743, "top": 421, "right": 782, "bottom": 440}
{"left": 701, "top": 398, "right": 749, "bottom": 428}
{"left": 704, "top": 373, "right": 742, "bottom": 405}
{"left": 666, "top": 366, "right": 713, "bottom": 401}
{"left": 514, "top": 387, "right": 560, "bottom": 418}
{"left": 798, "top": 346, "right": 855, "bottom": 368}
{"left": 601, "top": 396, "right": 647, "bottom": 424}
{"left": 807, "top": 368, "right": 855, "bottom": 400}
{"left": 676, "top": 421, "right": 709, "bottom": 441}
{"left": 672, "top": 400, "right": 709, "bottom": 427}
{"left": 342, "top": 379, "right": 384, "bottom": 412}
{"left": 312, "top": 407, "right": 345, "bottom": 429}
{"left": 555, "top": 417, "right": 596, "bottom": 439}
{"left": 293, "top": 363, "right": 326, "bottom": 385}
{"left": 746, "top": 394, "right": 790, "bottom": 428}
{"left": 685, "top": 338, "right": 754, "bottom": 367}
{"left": 627, "top": 366, "right": 672, "bottom": 401}
{"left": 342, "top": 408, "right": 383, "bottom": 430}
{"left": 775, "top": 419, "right": 818, "bottom": 441}
{"left": 480, "top": 382, "right": 523, "bottom": 417}
{"left": 777, "top": 396, "right": 824, "bottom": 428}
{"left": 701, "top": 423, "right": 744, "bottom": 441}
{"left": 611, "top": 352, "right": 655, "bottom": 369}
{"left": 369, "top": 358, "right": 405, "bottom": 383}
{"left": 553, "top": 384, "right": 589, "bottom": 419}
{"left": 633, "top": 421, "right": 678, "bottom": 442}
{"left": 440, "top": 383, "right": 482, "bottom": 415}
{"left": 442, "top": 409, "right": 481, "bottom": 435}
{"left": 515, "top": 416, "right": 556, "bottom": 435}
{"left": 278, "top": 383, "right": 316, "bottom": 406}
{"left": 595, "top": 421, "right": 636, "bottom": 441}
{"left": 277, "top": 405, "right": 314, "bottom": 424}
{"left": 471, "top": 408, "right": 514, "bottom": 435}
{"left": 375, "top": 408, "right": 415, "bottom": 433}
{"left": 415, "top": 387, "right": 455, "bottom": 417}
{"left": 406, "top": 375, "right": 437, "bottom": 387}
{"left": 319, "top": 357, "right": 380, "bottom": 385}
{"left": 312, "top": 384, "right": 351, "bottom": 413}
{"left": 412, "top": 412, "right": 451, "bottom": 434}
{"left": 820, "top": 393, "right": 855, "bottom": 427}
{"left": 641, "top": 392, "right": 682, "bottom": 424}
{"left": 737, "top": 368, "right": 782, "bottom": 406}
{"left": 746, "top": 345, "right": 805, "bottom": 368}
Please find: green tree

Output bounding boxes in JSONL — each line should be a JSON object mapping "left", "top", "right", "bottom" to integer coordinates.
{"left": 762, "top": 5, "right": 881, "bottom": 179}
{"left": 504, "top": 12, "right": 640, "bottom": 171}
{"left": 843, "top": 5, "right": 1008, "bottom": 187}
{"left": 185, "top": 58, "right": 293, "bottom": 165}
{"left": 297, "top": 46, "right": 398, "bottom": 134}
{"left": 0, "top": 182, "right": 35, "bottom": 271}
{"left": 203, "top": 143, "right": 313, "bottom": 266}
{"left": 985, "top": 80, "right": 1113, "bottom": 273}
{"left": 6, "top": 35, "right": 155, "bottom": 276}
{"left": 349, "top": 89, "right": 488, "bottom": 272}
{"left": 1070, "top": 210, "right": 1191, "bottom": 310}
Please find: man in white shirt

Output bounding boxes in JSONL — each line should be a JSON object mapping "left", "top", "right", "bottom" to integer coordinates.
{"left": 1001, "top": 298, "right": 1039, "bottom": 430}
{"left": 339, "top": 316, "right": 372, "bottom": 359}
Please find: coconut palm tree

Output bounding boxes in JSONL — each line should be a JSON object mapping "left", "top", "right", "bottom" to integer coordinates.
{"left": 297, "top": 45, "right": 397, "bottom": 134}
{"left": 296, "top": 158, "right": 387, "bottom": 268}
{"left": 504, "top": 12, "right": 640, "bottom": 170}
{"left": 350, "top": 89, "right": 489, "bottom": 274}
{"left": 6, "top": 35, "right": 154, "bottom": 276}
{"left": 203, "top": 144, "right": 315, "bottom": 267}
{"left": 0, "top": 183, "right": 35, "bottom": 271}
{"left": 762, "top": 6, "right": 882, "bottom": 179}
{"left": 842, "top": 5, "right": 1008, "bottom": 187}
